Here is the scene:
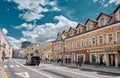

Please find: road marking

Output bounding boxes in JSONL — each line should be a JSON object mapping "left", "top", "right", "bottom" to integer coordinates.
{"left": 16, "top": 65, "right": 20, "bottom": 67}
{"left": 4, "top": 65, "right": 7, "bottom": 68}
{"left": 46, "top": 66, "right": 99, "bottom": 78}
{"left": 15, "top": 72, "right": 30, "bottom": 78}
{"left": 14, "top": 60, "right": 54, "bottom": 78}
{"left": 10, "top": 65, "right": 14, "bottom": 68}
{"left": 2, "top": 68, "right": 8, "bottom": 78}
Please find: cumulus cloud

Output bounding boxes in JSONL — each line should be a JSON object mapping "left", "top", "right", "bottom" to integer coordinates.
{"left": 14, "top": 23, "right": 34, "bottom": 30}
{"left": 92, "top": 0, "right": 120, "bottom": 7}
{"left": 4, "top": 15, "right": 77, "bottom": 50}
{"left": 6, "top": 36, "right": 21, "bottom": 49}
{"left": 51, "top": 7, "right": 61, "bottom": 11}
{"left": 21, "top": 15, "right": 78, "bottom": 44}
{"left": 2, "top": 28, "right": 8, "bottom": 35}
{"left": 7, "top": 0, "right": 61, "bottom": 22}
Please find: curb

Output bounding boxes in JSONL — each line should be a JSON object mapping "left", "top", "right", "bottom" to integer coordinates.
{"left": 63, "top": 65, "right": 120, "bottom": 75}
{"left": 43, "top": 62, "right": 120, "bottom": 75}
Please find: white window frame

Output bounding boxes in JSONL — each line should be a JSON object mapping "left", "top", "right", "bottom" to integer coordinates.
{"left": 119, "top": 11, "right": 120, "bottom": 20}
{"left": 98, "top": 35, "right": 104, "bottom": 44}
{"left": 91, "top": 37, "right": 96, "bottom": 45}
{"left": 81, "top": 39, "right": 84, "bottom": 47}
{"left": 77, "top": 54, "right": 85, "bottom": 62}
{"left": 116, "top": 30, "right": 120, "bottom": 43}
{"left": 98, "top": 53, "right": 106, "bottom": 63}
{"left": 100, "top": 18, "right": 105, "bottom": 26}
{"left": 77, "top": 28, "right": 81, "bottom": 34}
{"left": 107, "top": 33, "right": 114, "bottom": 43}
{"left": 70, "top": 30, "right": 72, "bottom": 36}
{"left": 90, "top": 53, "right": 97, "bottom": 63}
{"left": 88, "top": 23, "right": 92, "bottom": 30}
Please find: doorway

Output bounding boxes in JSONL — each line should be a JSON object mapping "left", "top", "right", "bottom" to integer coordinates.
{"left": 109, "top": 54, "right": 115, "bottom": 66}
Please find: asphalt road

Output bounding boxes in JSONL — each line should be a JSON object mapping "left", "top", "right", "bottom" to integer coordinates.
{"left": 0, "top": 59, "right": 120, "bottom": 78}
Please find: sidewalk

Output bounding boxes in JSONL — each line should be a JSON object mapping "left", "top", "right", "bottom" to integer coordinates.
{"left": 43, "top": 61, "right": 120, "bottom": 75}
{"left": 0, "top": 59, "right": 5, "bottom": 78}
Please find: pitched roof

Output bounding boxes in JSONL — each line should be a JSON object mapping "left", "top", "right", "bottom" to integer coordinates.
{"left": 85, "top": 18, "right": 97, "bottom": 25}
{"left": 113, "top": 5, "right": 120, "bottom": 13}
{"left": 68, "top": 27, "right": 77, "bottom": 32}
{"left": 96, "top": 12, "right": 112, "bottom": 20}
{"left": 76, "top": 23, "right": 86, "bottom": 28}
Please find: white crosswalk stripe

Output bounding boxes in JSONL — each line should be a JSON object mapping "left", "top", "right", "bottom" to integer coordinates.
{"left": 4, "top": 65, "right": 7, "bottom": 68}
{"left": 16, "top": 65, "right": 20, "bottom": 67}
{"left": 4, "top": 65, "right": 21, "bottom": 68}
{"left": 10, "top": 65, "right": 14, "bottom": 68}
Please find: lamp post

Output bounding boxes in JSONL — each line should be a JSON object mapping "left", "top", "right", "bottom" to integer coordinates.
{"left": 61, "top": 35, "right": 66, "bottom": 65}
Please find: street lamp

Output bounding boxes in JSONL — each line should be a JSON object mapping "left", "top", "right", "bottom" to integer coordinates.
{"left": 61, "top": 35, "right": 66, "bottom": 65}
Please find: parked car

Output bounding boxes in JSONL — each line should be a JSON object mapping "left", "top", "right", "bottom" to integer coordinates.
{"left": 26, "top": 56, "right": 40, "bottom": 65}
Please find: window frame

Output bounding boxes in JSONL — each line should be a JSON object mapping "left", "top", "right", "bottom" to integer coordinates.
{"left": 107, "top": 33, "right": 114, "bottom": 43}
{"left": 91, "top": 37, "right": 96, "bottom": 45}
{"left": 100, "top": 18, "right": 105, "bottom": 26}
{"left": 98, "top": 35, "right": 103, "bottom": 44}
{"left": 88, "top": 23, "right": 92, "bottom": 30}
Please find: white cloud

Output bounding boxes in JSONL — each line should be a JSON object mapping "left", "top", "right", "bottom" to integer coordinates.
{"left": 6, "top": 36, "right": 21, "bottom": 49}
{"left": 2, "top": 28, "right": 8, "bottom": 35}
{"left": 109, "top": 0, "right": 120, "bottom": 4}
{"left": 5, "top": 15, "right": 77, "bottom": 49}
{"left": 19, "top": 12, "right": 44, "bottom": 22}
{"left": 7, "top": 0, "right": 61, "bottom": 22}
{"left": 21, "top": 15, "right": 78, "bottom": 44}
{"left": 51, "top": 7, "right": 61, "bottom": 11}
{"left": 14, "top": 23, "right": 34, "bottom": 30}
{"left": 91, "top": 0, "right": 120, "bottom": 7}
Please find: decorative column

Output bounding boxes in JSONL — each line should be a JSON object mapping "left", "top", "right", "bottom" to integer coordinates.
{"left": 115, "top": 53, "right": 118, "bottom": 67}
{"left": 106, "top": 53, "right": 109, "bottom": 66}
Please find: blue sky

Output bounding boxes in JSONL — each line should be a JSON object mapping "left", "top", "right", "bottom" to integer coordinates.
{"left": 0, "top": 0, "right": 119, "bottom": 49}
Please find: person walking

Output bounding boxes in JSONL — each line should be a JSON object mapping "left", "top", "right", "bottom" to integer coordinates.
{"left": 100, "top": 57, "right": 103, "bottom": 66}
{"left": 65, "top": 57, "right": 68, "bottom": 64}
{"left": 68, "top": 58, "right": 71, "bottom": 64}
{"left": 2, "top": 51, "right": 6, "bottom": 61}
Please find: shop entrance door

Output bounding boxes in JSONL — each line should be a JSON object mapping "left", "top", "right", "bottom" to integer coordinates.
{"left": 109, "top": 54, "right": 115, "bottom": 66}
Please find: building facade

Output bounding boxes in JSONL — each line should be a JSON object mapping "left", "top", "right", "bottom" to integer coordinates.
{"left": 21, "top": 41, "right": 31, "bottom": 48}
{"left": 53, "top": 5, "right": 120, "bottom": 67}
{"left": 38, "top": 42, "right": 54, "bottom": 61}
{"left": 0, "top": 29, "right": 13, "bottom": 59}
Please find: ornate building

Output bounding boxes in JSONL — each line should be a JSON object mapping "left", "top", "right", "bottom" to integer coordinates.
{"left": 53, "top": 5, "right": 120, "bottom": 67}
{"left": 0, "top": 29, "right": 12, "bottom": 59}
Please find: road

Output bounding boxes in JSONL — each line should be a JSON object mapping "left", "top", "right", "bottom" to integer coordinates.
{"left": 0, "top": 59, "right": 120, "bottom": 78}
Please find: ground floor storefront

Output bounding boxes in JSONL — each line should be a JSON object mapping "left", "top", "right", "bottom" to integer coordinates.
{"left": 54, "top": 46, "right": 120, "bottom": 67}
{"left": 89, "top": 47, "right": 120, "bottom": 67}
{"left": 62, "top": 50, "right": 89, "bottom": 63}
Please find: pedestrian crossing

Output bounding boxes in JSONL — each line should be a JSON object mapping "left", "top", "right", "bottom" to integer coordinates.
{"left": 3, "top": 65, "right": 20, "bottom": 68}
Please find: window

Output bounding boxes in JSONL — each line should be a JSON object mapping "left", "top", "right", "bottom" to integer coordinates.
{"left": 119, "top": 11, "right": 120, "bottom": 20}
{"left": 70, "top": 31, "right": 72, "bottom": 36}
{"left": 92, "top": 37, "right": 96, "bottom": 45}
{"left": 100, "top": 18, "right": 105, "bottom": 26}
{"left": 108, "top": 33, "right": 113, "bottom": 42}
{"left": 81, "top": 40, "right": 84, "bottom": 47}
{"left": 88, "top": 23, "right": 92, "bottom": 30}
{"left": 99, "top": 36, "right": 103, "bottom": 44}
{"left": 77, "top": 28, "right": 81, "bottom": 34}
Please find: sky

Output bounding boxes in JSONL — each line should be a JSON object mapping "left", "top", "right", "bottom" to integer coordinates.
{"left": 0, "top": 0, "right": 120, "bottom": 50}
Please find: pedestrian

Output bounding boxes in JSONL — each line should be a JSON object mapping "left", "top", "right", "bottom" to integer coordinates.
{"left": 100, "top": 57, "right": 103, "bottom": 66}
{"left": 77, "top": 58, "right": 81, "bottom": 67}
{"left": 2, "top": 51, "right": 6, "bottom": 61}
{"left": 65, "top": 57, "right": 68, "bottom": 64}
{"left": 68, "top": 58, "right": 71, "bottom": 64}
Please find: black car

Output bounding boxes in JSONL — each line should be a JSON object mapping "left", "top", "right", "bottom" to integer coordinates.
{"left": 26, "top": 56, "right": 40, "bottom": 65}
